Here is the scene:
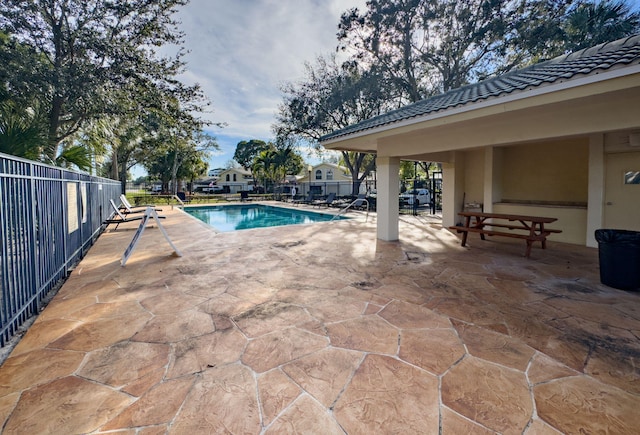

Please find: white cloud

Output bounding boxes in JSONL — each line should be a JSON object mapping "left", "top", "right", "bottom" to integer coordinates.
{"left": 176, "top": 0, "right": 367, "bottom": 141}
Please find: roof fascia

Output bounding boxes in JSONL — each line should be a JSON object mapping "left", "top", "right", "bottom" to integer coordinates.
{"left": 320, "top": 63, "right": 640, "bottom": 146}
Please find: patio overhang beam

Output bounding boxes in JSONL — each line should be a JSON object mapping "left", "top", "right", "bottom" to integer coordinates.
{"left": 320, "top": 67, "right": 640, "bottom": 156}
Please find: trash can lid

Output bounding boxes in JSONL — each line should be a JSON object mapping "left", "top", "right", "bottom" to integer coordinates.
{"left": 595, "top": 229, "right": 640, "bottom": 243}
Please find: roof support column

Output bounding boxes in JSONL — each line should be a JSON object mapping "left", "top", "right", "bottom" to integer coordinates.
{"left": 586, "top": 134, "right": 605, "bottom": 248}
{"left": 376, "top": 156, "right": 400, "bottom": 241}
{"left": 442, "top": 152, "right": 465, "bottom": 228}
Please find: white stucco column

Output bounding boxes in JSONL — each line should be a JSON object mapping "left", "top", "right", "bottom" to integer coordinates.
{"left": 376, "top": 156, "right": 400, "bottom": 241}
{"left": 586, "top": 134, "right": 605, "bottom": 248}
{"left": 442, "top": 152, "right": 465, "bottom": 228}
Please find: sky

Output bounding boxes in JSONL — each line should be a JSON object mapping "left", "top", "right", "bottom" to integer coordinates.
{"left": 166, "top": 0, "right": 368, "bottom": 174}
{"left": 136, "top": 0, "right": 640, "bottom": 178}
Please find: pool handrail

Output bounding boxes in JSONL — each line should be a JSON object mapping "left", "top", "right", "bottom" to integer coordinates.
{"left": 173, "top": 194, "right": 185, "bottom": 209}
{"left": 331, "top": 197, "right": 369, "bottom": 222}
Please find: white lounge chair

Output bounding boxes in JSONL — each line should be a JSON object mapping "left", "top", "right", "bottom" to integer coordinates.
{"left": 119, "top": 194, "right": 162, "bottom": 214}
{"left": 105, "top": 199, "right": 164, "bottom": 230}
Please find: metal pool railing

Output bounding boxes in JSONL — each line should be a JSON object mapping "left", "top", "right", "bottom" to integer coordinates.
{"left": 330, "top": 197, "right": 369, "bottom": 222}
{"left": 0, "top": 153, "right": 121, "bottom": 347}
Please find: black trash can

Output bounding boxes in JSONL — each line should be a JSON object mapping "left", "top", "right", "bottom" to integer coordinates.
{"left": 594, "top": 229, "right": 640, "bottom": 290}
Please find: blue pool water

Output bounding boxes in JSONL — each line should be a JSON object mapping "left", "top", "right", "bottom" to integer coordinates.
{"left": 185, "top": 204, "right": 346, "bottom": 232}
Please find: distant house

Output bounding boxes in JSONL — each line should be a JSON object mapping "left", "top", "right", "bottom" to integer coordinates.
{"left": 296, "top": 163, "right": 355, "bottom": 196}
{"left": 207, "top": 168, "right": 224, "bottom": 177}
{"left": 320, "top": 35, "right": 640, "bottom": 247}
{"left": 217, "top": 168, "right": 254, "bottom": 193}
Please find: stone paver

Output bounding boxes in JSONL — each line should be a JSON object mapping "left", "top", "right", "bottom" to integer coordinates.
{"left": 242, "top": 327, "right": 328, "bottom": 373}
{"left": 171, "top": 364, "right": 261, "bottom": 434}
{"left": 442, "top": 356, "right": 533, "bottom": 434}
{"left": 265, "top": 394, "right": 345, "bottom": 434}
{"left": 167, "top": 329, "right": 247, "bottom": 378}
{"left": 441, "top": 406, "right": 495, "bottom": 434}
{"left": 399, "top": 328, "right": 466, "bottom": 375}
{"left": 257, "top": 369, "right": 302, "bottom": 425}
{"left": 326, "top": 315, "right": 399, "bottom": 354}
{"left": 534, "top": 376, "right": 640, "bottom": 434}
{"left": 3, "top": 376, "right": 133, "bottom": 434}
{"left": 78, "top": 341, "right": 170, "bottom": 389}
{"left": 454, "top": 321, "right": 536, "bottom": 371}
{"left": 0, "top": 205, "right": 638, "bottom": 434}
{"left": 334, "top": 354, "right": 440, "bottom": 433}
{"left": 102, "top": 377, "right": 194, "bottom": 430}
{"left": 0, "top": 348, "right": 85, "bottom": 397}
{"left": 282, "top": 347, "right": 362, "bottom": 407}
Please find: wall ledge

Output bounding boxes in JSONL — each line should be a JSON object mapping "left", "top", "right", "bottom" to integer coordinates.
{"left": 496, "top": 200, "right": 587, "bottom": 209}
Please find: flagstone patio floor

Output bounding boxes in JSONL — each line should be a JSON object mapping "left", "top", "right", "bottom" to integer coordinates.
{"left": 0, "top": 203, "right": 639, "bottom": 434}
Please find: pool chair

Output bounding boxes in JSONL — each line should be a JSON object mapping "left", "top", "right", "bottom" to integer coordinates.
{"left": 176, "top": 191, "right": 190, "bottom": 203}
{"left": 292, "top": 193, "right": 314, "bottom": 206}
{"left": 105, "top": 199, "right": 165, "bottom": 230}
{"left": 119, "top": 194, "right": 162, "bottom": 214}
{"left": 312, "top": 192, "right": 336, "bottom": 207}
{"left": 105, "top": 199, "right": 145, "bottom": 229}
{"left": 351, "top": 193, "right": 369, "bottom": 210}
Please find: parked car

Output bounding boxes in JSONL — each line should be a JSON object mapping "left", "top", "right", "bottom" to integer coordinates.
{"left": 148, "top": 184, "right": 162, "bottom": 193}
{"left": 203, "top": 183, "right": 224, "bottom": 193}
{"left": 400, "top": 188, "right": 431, "bottom": 206}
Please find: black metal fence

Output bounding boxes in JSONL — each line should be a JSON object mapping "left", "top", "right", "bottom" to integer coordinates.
{"left": 0, "top": 153, "right": 120, "bottom": 346}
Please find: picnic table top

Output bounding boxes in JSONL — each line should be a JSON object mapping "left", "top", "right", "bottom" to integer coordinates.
{"left": 457, "top": 211, "right": 558, "bottom": 224}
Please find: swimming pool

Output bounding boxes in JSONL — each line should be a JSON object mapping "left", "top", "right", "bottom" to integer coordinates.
{"left": 185, "top": 204, "right": 346, "bottom": 232}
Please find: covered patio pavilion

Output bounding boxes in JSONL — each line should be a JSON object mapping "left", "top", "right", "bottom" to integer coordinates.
{"left": 320, "top": 35, "right": 640, "bottom": 247}
{"left": 0, "top": 206, "right": 638, "bottom": 433}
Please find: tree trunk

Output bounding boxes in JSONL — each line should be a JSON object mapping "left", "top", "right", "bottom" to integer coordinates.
{"left": 46, "top": 95, "right": 64, "bottom": 162}
{"left": 119, "top": 163, "right": 128, "bottom": 195}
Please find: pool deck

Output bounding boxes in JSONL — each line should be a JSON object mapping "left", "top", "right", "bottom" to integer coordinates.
{"left": 1, "top": 202, "right": 639, "bottom": 434}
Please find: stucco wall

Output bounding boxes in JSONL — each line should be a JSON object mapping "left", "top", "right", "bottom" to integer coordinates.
{"left": 452, "top": 139, "right": 590, "bottom": 245}
{"left": 499, "top": 139, "right": 589, "bottom": 203}
{"left": 493, "top": 203, "right": 587, "bottom": 245}
{"left": 462, "top": 149, "right": 485, "bottom": 206}
{"left": 490, "top": 139, "right": 589, "bottom": 245}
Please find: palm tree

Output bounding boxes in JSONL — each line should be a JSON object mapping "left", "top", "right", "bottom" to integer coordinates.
{"left": 0, "top": 99, "right": 94, "bottom": 171}
{"left": 564, "top": 1, "right": 640, "bottom": 52}
{"left": 252, "top": 149, "right": 278, "bottom": 193}
{"left": 272, "top": 146, "right": 295, "bottom": 185}
{"left": 0, "top": 100, "right": 45, "bottom": 160}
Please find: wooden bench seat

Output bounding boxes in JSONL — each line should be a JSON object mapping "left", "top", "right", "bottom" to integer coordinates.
{"left": 451, "top": 223, "right": 562, "bottom": 234}
{"left": 450, "top": 211, "right": 562, "bottom": 258}
{"left": 449, "top": 226, "right": 546, "bottom": 241}
{"left": 473, "top": 222, "right": 561, "bottom": 233}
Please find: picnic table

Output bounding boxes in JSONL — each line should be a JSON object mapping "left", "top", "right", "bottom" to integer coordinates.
{"left": 449, "top": 211, "right": 562, "bottom": 258}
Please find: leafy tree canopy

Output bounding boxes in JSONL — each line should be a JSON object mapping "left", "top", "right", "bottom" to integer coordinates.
{"left": 234, "top": 139, "right": 270, "bottom": 170}
{"left": 515, "top": 0, "right": 640, "bottom": 63}
{"left": 274, "top": 0, "right": 639, "bottom": 195}
{"left": 251, "top": 143, "right": 304, "bottom": 193}
{"left": 563, "top": 0, "right": 640, "bottom": 51}
{"left": 337, "top": 0, "right": 640, "bottom": 102}
{"left": 274, "top": 55, "right": 383, "bottom": 194}
{"left": 0, "top": 0, "right": 213, "bottom": 174}
{"left": 338, "top": 0, "right": 523, "bottom": 101}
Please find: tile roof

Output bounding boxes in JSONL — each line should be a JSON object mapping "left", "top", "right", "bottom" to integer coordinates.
{"left": 320, "top": 34, "right": 640, "bottom": 142}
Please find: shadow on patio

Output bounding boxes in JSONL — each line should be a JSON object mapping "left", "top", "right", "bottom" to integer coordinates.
{"left": 0, "top": 205, "right": 638, "bottom": 434}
